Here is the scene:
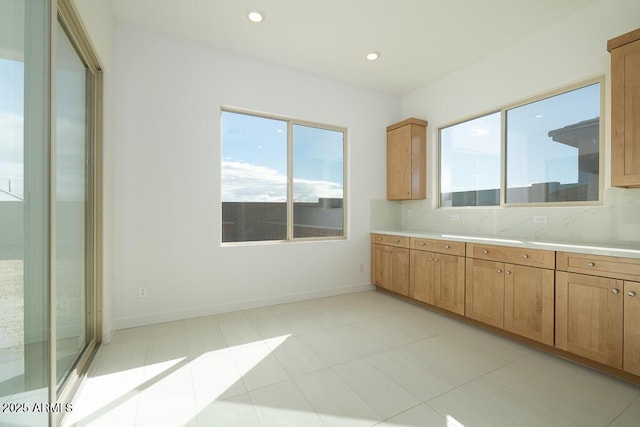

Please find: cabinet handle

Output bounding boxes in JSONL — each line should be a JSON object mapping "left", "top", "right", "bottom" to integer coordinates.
{"left": 587, "top": 262, "right": 595, "bottom": 268}
{"left": 506, "top": 271, "right": 511, "bottom": 275}
{"left": 483, "top": 250, "right": 489, "bottom": 254}
{"left": 612, "top": 288, "right": 620, "bottom": 294}
{"left": 444, "top": 245, "right": 451, "bottom": 249}
{"left": 628, "top": 291, "right": 637, "bottom": 298}
{"left": 522, "top": 254, "right": 529, "bottom": 259}
{"left": 420, "top": 242, "right": 426, "bottom": 246}
{"left": 434, "top": 258, "right": 439, "bottom": 262}
{"left": 429, "top": 257, "right": 433, "bottom": 261}
{"left": 497, "top": 269, "right": 502, "bottom": 273}
{"left": 395, "top": 239, "right": 400, "bottom": 243}
{"left": 377, "top": 237, "right": 383, "bottom": 241}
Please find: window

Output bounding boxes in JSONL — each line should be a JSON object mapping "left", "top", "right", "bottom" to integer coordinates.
{"left": 440, "top": 112, "right": 501, "bottom": 207}
{"left": 439, "top": 79, "right": 602, "bottom": 207}
{"left": 506, "top": 83, "right": 600, "bottom": 203}
{"left": 221, "top": 110, "right": 346, "bottom": 243}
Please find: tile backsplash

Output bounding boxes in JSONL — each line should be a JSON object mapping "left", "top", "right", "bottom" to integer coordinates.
{"left": 371, "top": 187, "right": 640, "bottom": 247}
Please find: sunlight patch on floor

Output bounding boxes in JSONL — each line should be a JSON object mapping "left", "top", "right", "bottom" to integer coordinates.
{"left": 65, "top": 334, "right": 292, "bottom": 426}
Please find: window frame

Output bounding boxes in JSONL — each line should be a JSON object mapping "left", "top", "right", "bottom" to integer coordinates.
{"left": 220, "top": 107, "right": 348, "bottom": 244}
{"left": 438, "top": 76, "right": 604, "bottom": 208}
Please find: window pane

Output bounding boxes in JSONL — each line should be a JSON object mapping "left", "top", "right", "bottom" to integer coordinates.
{"left": 221, "top": 111, "right": 287, "bottom": 242}
{"left": 292, "top": 124, "right": 344, "bottom": 238}
{"left": 440, "top": 112, "right": 501, "bottom": 207}
{"left": 506, "top": 83, "right": 600, "bottom": 203}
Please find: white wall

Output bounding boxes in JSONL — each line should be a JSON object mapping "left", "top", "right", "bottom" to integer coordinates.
{"left": 72, "top": 0, "right": 115, "bottom": 340}
{"left": 111, "top": 25, "right": 400, "bottom": 329}
{"left": 400, "top": 0, "right": 640, "bottom": 245}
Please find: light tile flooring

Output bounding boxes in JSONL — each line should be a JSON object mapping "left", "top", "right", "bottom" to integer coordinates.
{"left": 62, "top": 290, "right": 640, "bottom": 427}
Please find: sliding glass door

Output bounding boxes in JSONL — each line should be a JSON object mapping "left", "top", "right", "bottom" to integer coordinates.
{"left": 0, "top": 1, "right": 101, "bottom": 425}
{"left": 55, "top": 18, "right": 95, "bottom": 390}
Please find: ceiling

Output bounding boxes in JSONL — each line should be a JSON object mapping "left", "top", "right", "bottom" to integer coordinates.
{"left": 109, "top": 0, "right": 602, "bottom": 96}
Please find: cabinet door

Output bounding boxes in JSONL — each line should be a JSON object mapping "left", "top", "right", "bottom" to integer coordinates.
{"left": 387, "top": 125, "right": 412, "bottom": 199}
{"left": 371, "top": 244, "right": 390, "bottom": 290}
{"left": 389, "top": 247, "right": 410, "bottom": 296}
{"left": 611, "top": 39, "right": 640, "bottom": 187}
{"left": 556, "top": 271, "right": 623, "bottom": 368}
{"left": 624, "top": 281, "right": 640, "bottom": 376}
{"left": 410, "top": 250, "right": 435, "bottom": 304}
{"left": 504, "top": 264, "right": 554, "bottom": 345}
{"left": 433, "top": 254, "right": 465, "bottom": 315}
{"left": 465, "top": 258, "right": 504, "bottom": 328}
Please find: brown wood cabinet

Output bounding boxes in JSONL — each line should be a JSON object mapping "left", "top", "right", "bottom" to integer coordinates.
{"left": 504, "top": 264, "right": 555, "bottom": 346}
{"left": 371, "top": 234, "right": 410, "bottom": 296}
{"left": 608, "top": 28, "right": 640, "bottom": 187}
{"left": 624, "top": 281, "right": 640, "bottom": 376}
{"left": 466, "top": 243, "right": 555, "bottom": 345}
{"left": 386, "top": 118, "right": 427, "bottom": 200}
{"left": 465, "top": 258, "right": 505, "bottom": 328}
{"left": 370, "top": 233, "right": 640, "bottom": 383}
{"left": 410, "top": 238, "right": 465, "bottom": 315}
{"left": 556, "top": 252, "right": 640, "bottom": 375}
{"left": 555, "top": 271, "right": 623, "bottom": 368}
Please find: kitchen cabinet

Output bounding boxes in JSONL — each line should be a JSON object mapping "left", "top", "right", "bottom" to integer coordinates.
{"left": 386, "top": 118, "right": 427, "bottom": 200}
{"left": 556, "top": 252, "right": 640, "bottom": 375}
{"left": 555, "top": 271, "right": 623, "bottom": 368}
{"left": 624, "top": 281, "right": 640, "bottom": 376}
{"left": 465, "top": 258, "right": 505, "bottom": 328}
{"left": 371, "top": 234, "right": 410, "bottom": 296}
{"left": 369, "top": 232, "right": 640, "bottom": 382}
{"left": 410, "top": 238, "right": 465, "bottom": 315}
{"left": 608, "top": 28, "right": 640, "bottom": 187}
{"left": 504, "top": 263, "right": 555, "bottom": 345}
{"left": 466, "top": 243, "right": 555, "bottom": 345}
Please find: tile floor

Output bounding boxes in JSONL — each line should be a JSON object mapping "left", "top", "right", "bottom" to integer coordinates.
{"left": 62, "top": 290, "right": 640, "bottom": 427}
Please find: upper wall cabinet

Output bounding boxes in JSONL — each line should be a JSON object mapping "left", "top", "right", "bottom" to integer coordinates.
{"left": 608, "top": 28, "right": 640, "bottom": 188}
{"left": 386, "top": 118, "right": 427, "bottom": 200}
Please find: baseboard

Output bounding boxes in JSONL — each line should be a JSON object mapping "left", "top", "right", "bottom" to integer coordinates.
{"left": 112, "top": 283, "right": 375, "bottom": 330}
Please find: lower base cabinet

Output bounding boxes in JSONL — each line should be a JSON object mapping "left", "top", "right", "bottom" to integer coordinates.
{"left": 410, "top": 249, "right": 465, "bottom": 315}
{"left": 556, "top": 271, "right": 640, "bottom": 375}
{"left": 371, "top": 234, "right": 410, "bottom": 296}
{"left": 555, "top": 271, "right": 623, "bottom": 369}
{"left": 465, "top": 258, "right": 554, "bottom": 345}
{"left": 624, "top": 281, "right": 640, "bottom": 376}
{"left": 465, "top": 258, "right": 505, "bottom": 329}
{"left": 371, "top": 234, "right": 640, "bottom": 382}
{"left": 504, "top": 264, "right": 555, "bottom": 346}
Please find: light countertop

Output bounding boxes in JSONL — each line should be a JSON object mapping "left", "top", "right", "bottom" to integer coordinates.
{"left": 371, "top": 229, "right": 640, "bottom": 259}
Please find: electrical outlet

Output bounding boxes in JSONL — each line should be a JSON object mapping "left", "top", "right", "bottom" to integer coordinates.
{"left": 532, "top": 215, "right": 548, "bottom": 224}
{"left": 358, "top": 263, "right": 364, "bottom": 273}
{"left": 450, "top": 214, "right": 460, "bottom": 221}
{"left": 407, "top": 209, "right": 413, "bottom": 218}
{"left": 138, "top": 286, "right": 148, "bottom": 298}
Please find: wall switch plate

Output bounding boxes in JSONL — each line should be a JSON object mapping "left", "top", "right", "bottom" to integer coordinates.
{"left": 450, "top": 214, "right": 460, "bottom": 221}
{"left": 407, "top": 208, "right": 413, "bottom": 218}
{"left": 532, "top": 215, "right": 548, "bottom": 224}
{"left": 138, "top": 286, "right": 148, "bottom": 298}
{"left": 358, "top": 263, "right": 364, "bottom": 273}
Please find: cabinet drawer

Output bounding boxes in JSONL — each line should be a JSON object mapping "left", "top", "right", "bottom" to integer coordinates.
{"left": 556, "top": 252, "right": 640, "bottom": 281}
{"left": 467, "top": 243, "right": 555, "bottom": 269}
{"left": 371, "top": 234, "right": 410, "bottom": 248}
{"left": 411, "top": 238, "right": 465, "bottom": 256}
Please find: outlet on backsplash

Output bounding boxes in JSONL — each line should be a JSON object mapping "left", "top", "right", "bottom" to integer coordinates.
{"left": 532, "top": 215, "right": 548, "bottom": 224}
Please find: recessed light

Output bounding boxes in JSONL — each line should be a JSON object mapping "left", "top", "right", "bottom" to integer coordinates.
{"left": 366, "top": 51, "right": 380, "bottom": 61}
{"left": 248, "top": 11, "right": 264, "bottom": 23}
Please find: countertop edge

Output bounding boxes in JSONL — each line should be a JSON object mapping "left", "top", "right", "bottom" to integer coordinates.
{"left": 371, "top": 230, "right": 640, "bottom": 259}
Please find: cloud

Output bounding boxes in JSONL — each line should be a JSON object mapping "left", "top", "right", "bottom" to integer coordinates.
{"left": 222, "top": 161, "right": 342, "bottom": 203}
